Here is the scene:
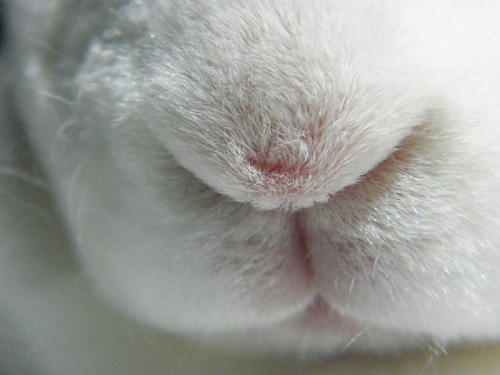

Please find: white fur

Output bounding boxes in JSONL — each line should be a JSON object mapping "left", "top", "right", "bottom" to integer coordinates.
{"left": 1, "top": 0, "right": 500, "bottom": 373}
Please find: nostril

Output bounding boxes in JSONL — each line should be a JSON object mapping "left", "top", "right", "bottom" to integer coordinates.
{"left": 242, "top": 156, "right": 330, "bottom": 211}
{"left": 247, "top": 157, "right": 310, "bottom": 179}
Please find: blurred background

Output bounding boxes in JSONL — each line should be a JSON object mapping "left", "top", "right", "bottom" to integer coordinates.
{"left": 0, "top": 0, "right": 4, "bottom": 51}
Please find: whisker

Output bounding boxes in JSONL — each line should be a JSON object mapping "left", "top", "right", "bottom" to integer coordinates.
{"left": 415, "top": 339, "right": 448, "bottom": 375}
{"left": 0, "top": 167, "right": 48, "bottom": 189}
{"left": 340, "top": 327, "right": 368, "bottom": 353}
{"left": 35, "top": 90, "right": 76, "bottom": 106}
{"left": 16, "top": 33, "right": 79, "bottom": 64}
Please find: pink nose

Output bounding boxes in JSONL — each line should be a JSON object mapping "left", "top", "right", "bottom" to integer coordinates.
{"left": 248, "top": 158, "right": 307, "bottom": 179}
{"left": 245, "top": 157, "right": 330, "bottom": 211}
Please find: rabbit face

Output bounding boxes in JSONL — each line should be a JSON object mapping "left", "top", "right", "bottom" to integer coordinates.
{"left": 14, "top": 0, "right": 500, "bottom": 353}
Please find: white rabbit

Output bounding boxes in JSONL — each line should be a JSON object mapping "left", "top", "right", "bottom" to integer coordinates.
{"left": 1, "top": 0, "right": 500, "bottom": 374}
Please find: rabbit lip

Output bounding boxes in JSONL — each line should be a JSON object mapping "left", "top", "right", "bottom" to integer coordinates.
{"left": 291, "top": 212, "right": 315, "bottom": 281}
{"left": 297, "top": 296, "right": 342, "bottom": 326}
{"left": 288, "top": 217, "right": 350, "bottom": 331}
{"left": 292, "top": 295, "right": 361, "bottom": 334}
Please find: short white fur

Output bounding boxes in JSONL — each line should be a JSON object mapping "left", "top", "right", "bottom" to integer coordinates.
{"left": 1, "top": 0, "right": 500, "bottom": 373}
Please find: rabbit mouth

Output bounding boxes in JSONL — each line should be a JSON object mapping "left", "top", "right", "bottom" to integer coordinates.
{"left": 293, "top": 295, "right": 351, "bottom": 331}
{"left": 279, "top": 215, "right": 350, "bottom": 332}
